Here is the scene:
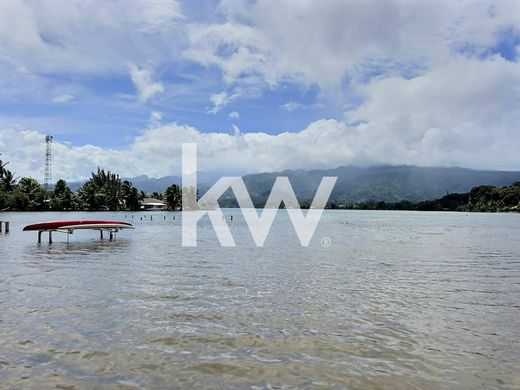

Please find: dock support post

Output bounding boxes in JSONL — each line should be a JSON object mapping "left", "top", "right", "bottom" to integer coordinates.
{"left": 100, "top": 230, "right": 104, "bottom": 240}
{"left": 48, "top": 231, "right": 53, "bottom": 244}
{"left": 0, "top": 221, "right": 9, "bottom": 233}
{"left": 109, "top": 231, "right": 113, "bottom": 240}
{"left": 38, "top": 231, "right": 42, "bottom": 244}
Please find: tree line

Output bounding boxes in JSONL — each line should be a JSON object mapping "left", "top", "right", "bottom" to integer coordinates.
{"left": 339, "top": 182, "right": 520, "bottom": 212}
{"left": 2, "top": 156, "right": 519, "bottom": 212}
{"left": 0, "top": 159, "right": 183, "bottom": 212}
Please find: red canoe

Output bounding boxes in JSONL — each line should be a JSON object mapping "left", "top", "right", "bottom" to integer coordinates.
{"left": 23, "top": 220, "right": 133, "bottom": 231}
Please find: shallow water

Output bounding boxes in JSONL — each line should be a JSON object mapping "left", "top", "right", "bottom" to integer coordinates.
{"left": 0, "top": 210, "right": 519, "bottom": 389}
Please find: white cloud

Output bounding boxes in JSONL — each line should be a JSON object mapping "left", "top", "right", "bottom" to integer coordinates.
{"left": 280, "top": 101, "right": 305, "bottom": 112}
{"left": 345, "top": 55, "right": 520, "bottom": 169}
{"left": 208, "top": 91, "right": 238, "bottom": 114}
{"left": 228, "top": 111, "right": 240, "bottom": 119}
{"left": 185, "top": 0, "right": 520, "bottom": 92}
{"left": 130, "top": 0, "right": 183, "bottom": 34}
{"left": 52, "top": 94, "right": 74, "bottom": 103}
{"left": 231, "top": 124, "right": 241, "bottom": 136}
{"left": 1, "top": 122, "right": 355, "bottom": 181}
{"left": 129, "top": 64, "right": 165, "bottom": 102}
{"left": 1, "top": 0, "right": 520, "bottom": 179}
{"left": 0, "top": 0, "right": 184, "bottom": 75}
{"left": 3, "top": 55, "right": 520, "bottom": 185}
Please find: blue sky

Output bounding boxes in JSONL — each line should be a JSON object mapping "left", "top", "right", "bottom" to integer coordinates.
{"left": 1, "top": 0, "right": 520, "bottom": 180}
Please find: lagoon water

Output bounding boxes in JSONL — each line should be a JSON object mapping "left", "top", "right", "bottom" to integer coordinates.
{"left": 0, "top": 210, "right": 519, "bottom": 389}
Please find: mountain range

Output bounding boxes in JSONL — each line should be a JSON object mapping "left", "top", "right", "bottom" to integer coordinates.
{"left": 69, "top": 165, "right": 520, "bottom": 205}
{"left": 237, "top": 166, "right": 520, "bottom": 206}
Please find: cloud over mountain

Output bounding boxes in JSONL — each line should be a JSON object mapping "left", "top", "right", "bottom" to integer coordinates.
{"left": 0, "top": 0, "right": 519, "bottom": 180}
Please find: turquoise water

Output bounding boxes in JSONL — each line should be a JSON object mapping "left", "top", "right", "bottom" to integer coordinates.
{"left": 1, "top": 210, "right": 519, "bottom": 388}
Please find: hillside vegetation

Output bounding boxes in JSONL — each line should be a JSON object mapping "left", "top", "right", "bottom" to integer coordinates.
{"left": 350, "top": 182, "right": 520, "bottom": 212}
{"left": 237, "top": 165, "right": 520, "bottom": 206}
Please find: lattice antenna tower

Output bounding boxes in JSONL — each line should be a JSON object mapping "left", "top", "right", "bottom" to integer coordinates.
{"left": 44, "top": 135, "right": 53, "bottom": 190}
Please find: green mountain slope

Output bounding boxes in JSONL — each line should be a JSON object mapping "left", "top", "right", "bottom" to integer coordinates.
{"left": 241, "top": 165, "right": 520, "bottom": 205}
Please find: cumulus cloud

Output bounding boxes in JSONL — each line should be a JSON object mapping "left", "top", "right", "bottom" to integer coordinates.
{"left": 2, "top": 53, "right": 520, "bottom": 184}
{"left": 0, "top": 121, "right": 354, "bottom": 181}
{"left": 52, "top": 94, "right": 75, "bottom": 103}
{"left": 345, "top": 55, "right": 520, "bottom": 168}
{"left": 129, "top": 64, "right": 165, "bottom": 102}
{"left": 231, "top": 124, "right": 241, "bottom": 137}
{"left": 1, "top": 0, "right": 519, "bottom": 178}
{"left": 185, "top": 0, "right": 520, "bottom": 92}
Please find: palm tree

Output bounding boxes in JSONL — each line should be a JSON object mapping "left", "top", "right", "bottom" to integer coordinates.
{"left": 77, "top": 180, "right": 103, "bottom": 211}
{"left": 0, "top": 159, "right": 7, "bottom": 178}
{"left": 121, "top": 180, "right": 141, "bottom": 210}
{"left": 1, "top": 170, "right": 17, "bottom": 192}
{"left": 0, "top": 157, "right": 17, "bottom": 192}
{"left": 51, "top": 179, "right": 74, "bottom": 210}
{"left": 76, "top": 169, "right": 141, "bottom": 211}
{"left": 165, "top": 184, "right": 182, "bottom": 210}
{"left": 17, "top": 177, "right": 46, "bottom": 210}
{"left": 151, "top": 191, "right": 163, "bottom": 200}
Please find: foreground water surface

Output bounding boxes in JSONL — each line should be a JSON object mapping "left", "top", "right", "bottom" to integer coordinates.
{"left": 0, "top": 210, "right": 519, "bottom": 389}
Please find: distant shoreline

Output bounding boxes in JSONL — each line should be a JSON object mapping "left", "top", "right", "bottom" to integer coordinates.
{"left": 1, "top": 207, "right": 519, "bottom": 213}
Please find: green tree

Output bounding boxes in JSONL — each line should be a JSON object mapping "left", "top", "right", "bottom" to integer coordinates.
{"left": 0, "top": 159, "right": 7, "bottom": 178}
{"left": 77, "top": 180, "right": 103, "bottom": 211}
{"left": 76, "top": 168, "right": 141, "bottom": 211}
{"left": 164, "top": 184, "right": 182, "bottom": 210}
{"left": 0, "top": 157, "right": 17, "bottom": 193}
{"left": 0, "top": 157, "right": 17, "bottom": 210}
{"left": 0, "top": 190, "right": 8, "bottom": 210}
{"left": 151, "top": 191, "right": 163, "bottom": 200}
{"left": 121, "top": 180, "right": 141, "bottom": 211}
{"left": 14, "top": 177, "right": 46, "bottom": 210}
{"left": 50, "top": 179, "right": 75, "bottom": 210}
{"left": 0, "top": 169, "right": 16, "bottom": 192}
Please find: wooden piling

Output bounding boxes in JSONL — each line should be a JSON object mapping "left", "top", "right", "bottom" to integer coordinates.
{"left": 0, "top": 221, "right": 10, "bottom": 234}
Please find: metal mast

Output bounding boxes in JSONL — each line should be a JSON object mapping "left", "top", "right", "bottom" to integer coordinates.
{"left": 44, "top": 135, "right": 53, "bottom": 190}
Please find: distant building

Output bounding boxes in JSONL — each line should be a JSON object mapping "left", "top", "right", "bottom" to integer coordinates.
{"left": 140, "top": 198, "right": 166, "bottom": 211}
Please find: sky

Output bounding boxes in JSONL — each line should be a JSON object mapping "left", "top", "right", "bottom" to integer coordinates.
{"left": 0, "top": 0, "right": 519, "bottom": 181}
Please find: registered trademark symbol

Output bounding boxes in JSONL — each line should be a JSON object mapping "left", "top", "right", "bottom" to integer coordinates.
{"left": 321, "top": 236, "right": 331, "bottom": 248}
